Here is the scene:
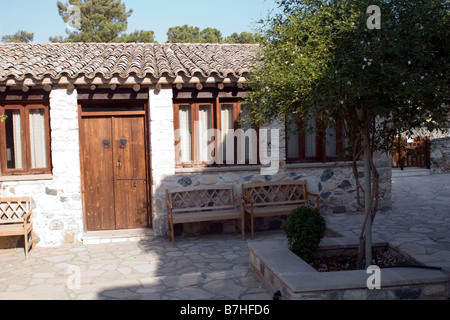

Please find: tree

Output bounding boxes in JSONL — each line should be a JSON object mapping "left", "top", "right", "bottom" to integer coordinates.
{"left": 166, "top": 25, "right": 260, "bottom": 44}
{"left": 1, "top": 30, "right": 34, "bottom": 43}
{"left": 200, "top": 27, "right": 223, "bottom": 43}
{"left": 224, "top": 32, "right": 260, "bottom": 44}
{"left": 167, "top": 25, "right": 201, "bottom": 43}
{"left": 50, "top": 0, "right": 132, "bottom": 42}
{"left": 167, "top": 25, "right": 223, "bottom": 43}
{"left": 116, "top": 30, "right": 155, "bottom": 43}
{"left": 246, "top": 0, "right": 449, "bottom": 268}
{"left": 50, "top": 0, "right": 155, "bottom": 43}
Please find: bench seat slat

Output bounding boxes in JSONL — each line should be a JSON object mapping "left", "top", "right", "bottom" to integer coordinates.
{"left": 172, "top": 209, "right": 242, "bottom": 224}
{"left": 249, "top": 204, "right": 305, "bottom": 217}
{"left": 0, "top": 223, "right": 33, "bottom": 236}
{"left": 251, "top": 200, "right": 308, "bottom": 207}
{"left": 172, "top": 205, "right": 235, "bottom": 214}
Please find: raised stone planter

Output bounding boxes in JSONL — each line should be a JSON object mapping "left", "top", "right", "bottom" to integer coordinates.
{"left": 249, "top": 237, "right": 450, "bottom": 300}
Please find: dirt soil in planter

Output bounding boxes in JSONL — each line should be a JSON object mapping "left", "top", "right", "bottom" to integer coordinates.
{"left": 312, "top": 247, "right": 408, "bottom": 272}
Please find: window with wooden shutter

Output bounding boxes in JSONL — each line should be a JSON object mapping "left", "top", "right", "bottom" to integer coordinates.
{"left": 0, "top": 103, "right": 51, "bottom": 176}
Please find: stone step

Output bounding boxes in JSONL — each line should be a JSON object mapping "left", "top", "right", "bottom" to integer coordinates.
{"left": 392, "top": 168, "right": 431, "bottom": 178}
{"left": 81, "top": 228, "right": 154, "bottom": 245}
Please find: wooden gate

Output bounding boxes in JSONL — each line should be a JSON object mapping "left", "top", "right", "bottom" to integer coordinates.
{"left": 392, "top": 136, "right": 430, "bottom": 169}
{"left": 80, "top": 115, "right": 150, "bottom": 231}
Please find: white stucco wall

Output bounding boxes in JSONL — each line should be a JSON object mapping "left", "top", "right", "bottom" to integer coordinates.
{"left": 148, "top": 86, "right": 175, "bottom": 236}
{"left": 1, "top": 87, "right": 83, "bottom": 247}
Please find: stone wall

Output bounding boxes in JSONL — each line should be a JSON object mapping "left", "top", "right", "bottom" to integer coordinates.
{"left": 0, "top": 88, "right": 83, "bottom": 248}
{"left": 430, "top": 131, "right": 450, "bottom": 174}
{"left": 152, "top": 161, "right": 392, "bottom": 238}
{"left": 406, "top": 127, "right": 450, "bottom": 174}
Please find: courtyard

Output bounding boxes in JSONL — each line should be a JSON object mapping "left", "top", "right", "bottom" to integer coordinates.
{"left": 0, "top": 173, "right": 449, "bottom": 300}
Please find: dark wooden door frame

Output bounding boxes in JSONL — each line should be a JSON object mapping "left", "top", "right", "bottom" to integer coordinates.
{"left": 77, "top": 100, "right": 152, "bottom": 232}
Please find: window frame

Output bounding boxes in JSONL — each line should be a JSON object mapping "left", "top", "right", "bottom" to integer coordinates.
{"left": 173, "top": 100, "right": 215, "bottom": 166}
{"left": 173, "top": 98, "right": 256, "bottom": 168}
{"left": 286, "top": 115, "right": 350, "bottom": 163}
{"left": 0, "top": 102, "right": 52, "bottom": 176}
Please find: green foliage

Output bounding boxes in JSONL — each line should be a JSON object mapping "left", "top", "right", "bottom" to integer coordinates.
{"left": 224, "top": 32, "right": 261, "bottom": 44}
{"left": 246, "top": 0, "right": 449, "bottom": 154}
{"left": 167, "top": 25, "right": 259, "bottom": 44}
{"left": 50, "top": 0, "right": 155, "bottom": 43}
{"left": 200, "top": 27, "right": 223, "bottom": 43}
{"left": 167, "top": 25, "right": 201, "bottom": 43}
{"left": 115, "top": 30, "right": 155, "bottom": 43}
{"left": 167, "top": 25, "right": 223, "bottom": 43}
{"left": 1, "top": 30, "right": 34, "bottom": 43}
{"left": 282, "top": 206, "right": 326, "bottom": 263}
{"left": 0, "top": 114, "right": 7, "bottom": 123}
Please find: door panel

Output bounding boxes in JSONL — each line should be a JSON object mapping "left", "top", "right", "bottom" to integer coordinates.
{"left": 81, "top": 117, "right": 116, "bottom": 231}
{"left": 113, "top": 117, "right": 148, "bottom": 229}
{"left": 81, "top": 115, "right": 149, "bottom": 231}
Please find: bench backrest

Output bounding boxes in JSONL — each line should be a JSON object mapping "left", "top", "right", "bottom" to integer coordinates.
{"left": 0, "top": 197, "right": 32, "bottom": 224}
{"left": 167, "top": 185, "right": 237, "bottom": 213}
{"left": 242, "top": 180, "right": 310, "bottom": 207}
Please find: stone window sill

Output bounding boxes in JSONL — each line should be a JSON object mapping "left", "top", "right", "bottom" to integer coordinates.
{"left": 285, "top": 161, "right": 362, "bottom": 169}
{"left": 175, "top": 161, "right": 362, "bottom": 174}
{"left": 0, "top": 174, "right": 54, "bottom": 182}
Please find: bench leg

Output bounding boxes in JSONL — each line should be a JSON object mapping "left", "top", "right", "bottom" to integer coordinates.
{"left": 250, "top": 213, "right": 255, "bottom": 240}
{"left": 30, "top": 228, "right": 34, "bottom": 250}
{"left": 169, "top": 220, "right": 175, "bottom": 245}
{"left": 24, "top": 232, "right": 29, "bottom": 259}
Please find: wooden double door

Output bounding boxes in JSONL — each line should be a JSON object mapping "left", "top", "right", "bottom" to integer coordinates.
{"left": 80, "top": 115, "right": 150, "bottom": 231}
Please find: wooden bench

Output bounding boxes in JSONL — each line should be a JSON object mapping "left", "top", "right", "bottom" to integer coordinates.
{"left": 166, "top": 185, "right": 245, "bottom": 244}
{"left": 242, "top": 180, "right": 321, "bottom": 239}
{"left": 0, "top": 197, "right": 34, "bottom": 258}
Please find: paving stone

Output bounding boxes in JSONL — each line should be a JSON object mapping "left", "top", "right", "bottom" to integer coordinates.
{"left": 1, "top": 174, "right": 449, "bottom": 300}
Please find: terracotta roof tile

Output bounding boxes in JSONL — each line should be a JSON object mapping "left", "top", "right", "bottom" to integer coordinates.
{"left": 0, "top": 43, "right": 259, "bottom": 82}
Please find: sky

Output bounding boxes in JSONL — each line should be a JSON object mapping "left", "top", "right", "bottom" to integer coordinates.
{"left": 0, "top": 0, "right": 280, "bottom": 43}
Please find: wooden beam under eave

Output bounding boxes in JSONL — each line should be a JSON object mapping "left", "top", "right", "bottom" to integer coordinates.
{"left": 3, "top": 74, "right": 248, "bottom": 89}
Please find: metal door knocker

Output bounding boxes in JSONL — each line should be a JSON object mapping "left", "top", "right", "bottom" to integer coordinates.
{"left": 103, "top": 138, "right": 111, "bottom": 149}
{"left": 120, "top": 138, "right": 127, "bottom": 149}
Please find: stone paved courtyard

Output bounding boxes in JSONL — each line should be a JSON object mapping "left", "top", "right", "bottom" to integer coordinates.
{"left": 0, "top": 173, "right": 449, "bottom": 300}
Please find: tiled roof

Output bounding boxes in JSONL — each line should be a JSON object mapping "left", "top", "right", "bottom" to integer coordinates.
{"left": 0, "top": 43, "right": 260, "bottom": 83}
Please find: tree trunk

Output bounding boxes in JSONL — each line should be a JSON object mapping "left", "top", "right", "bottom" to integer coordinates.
{"left": 357, "top": 122, "right": 373, "bottom": 269}
{"left": 363, "top": 141, "right": 372, "bottom": 269}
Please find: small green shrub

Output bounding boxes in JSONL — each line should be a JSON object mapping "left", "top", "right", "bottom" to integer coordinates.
{"left": 281, "top": 206, "right": 327, "bottom": 263}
